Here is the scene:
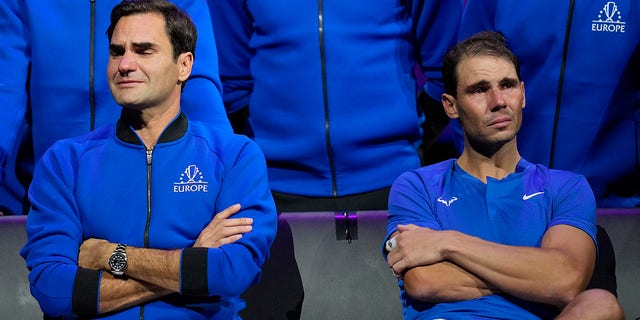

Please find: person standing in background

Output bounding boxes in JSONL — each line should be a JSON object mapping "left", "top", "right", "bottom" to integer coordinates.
{"left": 0, "top": 0, "right": 231, "bottom": 215}
{"left": 208, "top": 1, "right": 463, "bottom": 318}
{"left": 208, "top": 0, "right": 463, "bottom": 212}
{"left": 453, "top": 0, "right": 639, "bottom": 208}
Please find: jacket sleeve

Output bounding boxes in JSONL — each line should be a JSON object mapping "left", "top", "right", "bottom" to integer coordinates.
{"left": 175, "top": 0, "right": 232, "bottom": 131}
{"left": 0, "top": 0, "right": 29, "bottom": 183}
{"left": 206, "top": 0, "right": 254, "bottom": 114}
{"left": 19, "top": 142, "right": 94, "bottom": 317}
{"left": 413, "top": 0, "right": 464, "bottom": 100}
{"left": 180, "top": 137, "right": 277, "bottom": 297}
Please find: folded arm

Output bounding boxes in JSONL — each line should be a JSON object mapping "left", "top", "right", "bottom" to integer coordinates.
{"left": 388, "top": 224, "right": 596, "bottom": 307}
{"left": 78, "top": 204, "right": 253, "bottom": 314}
{"left": 402, "top": 260, "right": 499, "bottom": 302}
{"left": 386, "top": 228, "right": 497, "bottom": 302}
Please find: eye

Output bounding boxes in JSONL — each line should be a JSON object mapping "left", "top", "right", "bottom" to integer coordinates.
{"left": 471, "top": 87, "right": 488, "bottom": 94}
{"left": 133, "top": 43, "right": 156, "bottom": 56}
{"left": 136, "top": 48, "right": 154, "bottom": 55}
{"left": 109, "top": 46, "right": 125, "bottom": 57}
{"left": 500, "top": 79, "right": 520, "bottom": 89}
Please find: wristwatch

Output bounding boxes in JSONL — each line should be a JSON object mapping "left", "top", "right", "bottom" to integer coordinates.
{"left": 108, "top": 244, "right": 128, "bottom": 276}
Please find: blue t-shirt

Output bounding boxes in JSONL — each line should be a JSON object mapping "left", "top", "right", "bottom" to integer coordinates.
{"left": 386, "top": 158, "right": 597, "bottom": 319}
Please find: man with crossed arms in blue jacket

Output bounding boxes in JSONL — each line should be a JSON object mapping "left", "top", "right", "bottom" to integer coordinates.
{"left": 20, "top": 1, "right": 276, "bottom": 318}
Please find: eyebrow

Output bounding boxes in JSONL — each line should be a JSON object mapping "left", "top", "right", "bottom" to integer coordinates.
{"left": 500, "top": 77, "right": 520, "bottom": 86}
{"left": 131, "top": 42, "right": 156, "bottom": 51}
{"left": 109, "top": 42, "right": 157, "bottom": 53}
{"left": 463, "top": 77, "right": 520, "bottom": 92}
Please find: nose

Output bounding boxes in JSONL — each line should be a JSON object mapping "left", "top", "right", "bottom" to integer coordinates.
{"left": 118, "top": 51, "right": 137, "bottom": 75}
{"left": 488, "top": 88, "right": 507, "bottom": 109}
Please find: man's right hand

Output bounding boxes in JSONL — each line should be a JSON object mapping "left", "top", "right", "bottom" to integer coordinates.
{"left": 194, "top": 204, "right": 253, "bottom": 248}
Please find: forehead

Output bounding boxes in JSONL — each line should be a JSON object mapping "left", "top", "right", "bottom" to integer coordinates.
{"left": 456, "top": 55, "right": 518, "bottom": 85}
{"left": 111, "top": 12, "right": 168, "bottom": 45}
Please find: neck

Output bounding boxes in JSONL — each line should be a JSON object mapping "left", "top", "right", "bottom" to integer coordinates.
{"left": 457, "top": 139, "right": 520, "bottom": 183}
{"left": 122, "top": 104, "right": 180, "bottom": 149}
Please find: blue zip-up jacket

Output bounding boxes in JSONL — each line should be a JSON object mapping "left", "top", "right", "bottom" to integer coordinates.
{"left": 0, "top": 0, "right": 231, "bottom": 215}
{"left": 208, "top": 0, "right": 463, "bottom": 197}
{"left": 20, "top": 113, "right": 277, "bottom": 319}
{"left": 456, "top": 0, "right": 640, "bottom": 207}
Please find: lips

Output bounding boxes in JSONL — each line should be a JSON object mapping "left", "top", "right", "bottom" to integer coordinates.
{"left": 488, "top": 115, "right": 512, "bottom": 128}
{"left": 116, "top": 79, "right": 142, "bottom": 84}
{"left": 115, "top": 79, "right": 145, "bottom": 88}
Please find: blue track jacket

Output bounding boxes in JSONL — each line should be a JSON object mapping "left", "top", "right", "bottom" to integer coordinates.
{"left": 208, "top": 0, "right": 463, "bottom": 197}
{"left": 20, "top": 113, "right": 277, "bottom": 319}
{"left": 456, "top": 0, "right": 640, "bottom": 207}
{"left": 0, "top": 0, "right": 231, "bottom": 214}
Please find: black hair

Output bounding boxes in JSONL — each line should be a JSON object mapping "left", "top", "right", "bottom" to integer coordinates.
{"left": 442, "top": 31, "right": 520, "bottom": 97}
{"left": 107, "top": 0, "right": 197, "bottom": 61}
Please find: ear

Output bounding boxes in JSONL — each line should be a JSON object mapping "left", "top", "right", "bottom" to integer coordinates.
{"left": 441, "top": 93, "right": 459, "bottom": 119}
{"left": 177, "top": 52, "right": 194, "bottom": 83}
{"left": 521, "top": 81, "right": 526, "bottom": 109}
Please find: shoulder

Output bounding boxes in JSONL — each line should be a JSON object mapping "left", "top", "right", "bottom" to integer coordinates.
{"left": 188, "top": 121, "right": 263, "bottom": 160}
{"left": 522, "top": 161, "right": 598, "bottom": 238}
{"left": 524, "top": 160, "right": 588, "bottom": 186}
{"left": 34, "top": 124, "right": 115, "bottom": 179}
{"left": 398, "top": 159, "right": 455, "bottom": 184}
{"left": 392, "top": 159, "right": 455, "bottom": 196}
{"left": 521, "top": 159, "right": 594, "bottom": 202}
{"left": 44, "top": 124, "right": 114, "bottom": 159}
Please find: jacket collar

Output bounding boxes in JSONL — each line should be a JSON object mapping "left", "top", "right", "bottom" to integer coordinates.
{"left": 116, "top": 112, "right": 188, "bottom": 145}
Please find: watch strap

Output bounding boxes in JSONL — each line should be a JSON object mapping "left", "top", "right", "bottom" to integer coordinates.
{"left": 109, "top": 243, "right": 128, "bottom": 276}
{"left": 114, "top": 243, "right": 127, "bottom": 253}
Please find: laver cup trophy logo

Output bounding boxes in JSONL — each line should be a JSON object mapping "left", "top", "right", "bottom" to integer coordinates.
{"left": 184, "top": 164, "right": 201, "bottom": 183}
{"left": 174, "top": 164, "right": 209, "bottom": 193}
{"left": 592, "top": 1, "right": 626, "bottom": 33}
{"left": 602, "top": 1, "right": 620, "bottom": 22}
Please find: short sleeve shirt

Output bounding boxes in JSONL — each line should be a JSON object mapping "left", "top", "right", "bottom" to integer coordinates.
{"left": 386, "top": 158, "right": 597, "bottom": 319}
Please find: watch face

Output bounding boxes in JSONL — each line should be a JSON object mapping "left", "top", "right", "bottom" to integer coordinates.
{"left": 109, "top": 252, "right": 127, "bottom": 273}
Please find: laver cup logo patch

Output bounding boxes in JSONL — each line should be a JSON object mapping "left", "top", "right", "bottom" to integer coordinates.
{"left": 174, "top": 164, "right": 208, "bottom": 193}
{"left": 592, "top": 1, "right": 627, "bottom": 33}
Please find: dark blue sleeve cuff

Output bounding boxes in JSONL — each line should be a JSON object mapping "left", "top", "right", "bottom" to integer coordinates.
{"left": 181, "top": 247, "right": 209, "bottom": 296}
{"left": 72, "top": 267, "right": 100, "bottom": 316}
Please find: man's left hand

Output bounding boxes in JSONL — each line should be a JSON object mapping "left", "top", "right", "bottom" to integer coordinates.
{"left": 386, "top": 224, "right": 449, "bottom": 275}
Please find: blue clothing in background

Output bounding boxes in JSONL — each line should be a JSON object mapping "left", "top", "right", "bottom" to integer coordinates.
{"left": 454, "top": 0, "right": 640, "bottom": 207}
{"left": 208, "top": 0, "right": 463, "bottom": 198}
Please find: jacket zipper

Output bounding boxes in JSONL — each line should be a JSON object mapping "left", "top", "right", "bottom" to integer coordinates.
{"left": 317, "top": 0, "right": 338, "bottom": 197}
{"left": 144, "top": 148, "right": 153, "bottom": 247}
{"left": 140, "top": 148, "right": 153, "bottom": 320}
{"left": 549, "top": 0, "right": 575, "bottom": 168}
